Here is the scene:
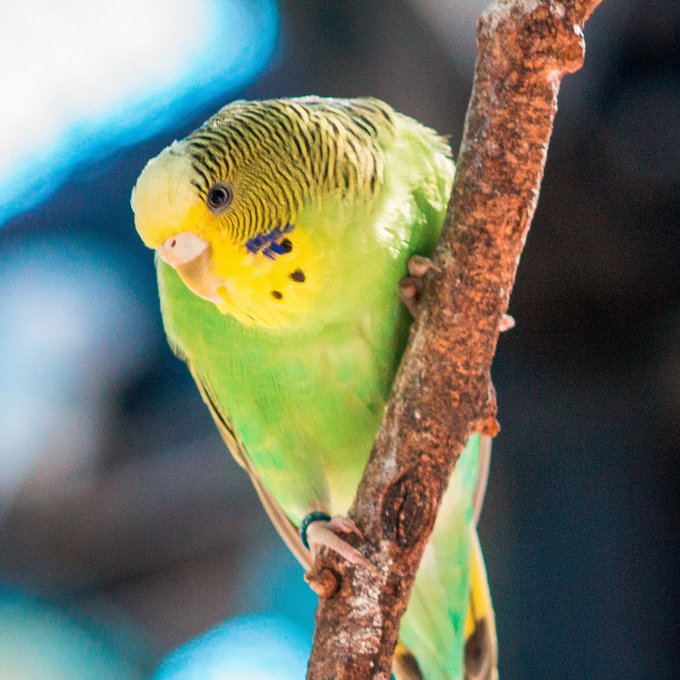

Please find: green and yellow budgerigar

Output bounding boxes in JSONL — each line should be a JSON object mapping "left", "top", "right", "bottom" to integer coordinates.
{"left": 131, "top": 96, "right": 497, "bottom": 680}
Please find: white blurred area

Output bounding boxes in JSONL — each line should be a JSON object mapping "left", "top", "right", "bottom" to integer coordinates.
{"left": 0, "top": 0, "right": 207, "bottom": 179}
{"left": 0, "top": 0, "right": 278, "bottom": 224}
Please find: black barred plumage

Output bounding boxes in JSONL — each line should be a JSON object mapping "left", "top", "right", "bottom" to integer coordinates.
{"left": 185, "top": 97, "right": 391, "bottom": 242}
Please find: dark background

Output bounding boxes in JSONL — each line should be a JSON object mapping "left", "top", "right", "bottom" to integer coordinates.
{"left": 0, "top": 0, "right": 678, "bottom": 677}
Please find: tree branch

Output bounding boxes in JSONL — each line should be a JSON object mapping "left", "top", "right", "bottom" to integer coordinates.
{"left": 306, "top": 1, "right": 603, "bottom": 678}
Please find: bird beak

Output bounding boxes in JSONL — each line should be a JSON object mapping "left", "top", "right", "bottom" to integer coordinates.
{"left": 156, "top": 232, "right": 224, "bottom": 304}
{"left": 157, "top": 232, "right": 210, "bottom": 267}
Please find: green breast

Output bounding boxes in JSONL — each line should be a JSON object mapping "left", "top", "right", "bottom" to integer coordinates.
{"left": 157, "top": 235, "right": 415, "bottom": 522}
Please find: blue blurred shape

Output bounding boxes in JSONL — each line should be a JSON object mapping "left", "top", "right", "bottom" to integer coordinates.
{"left": 0, "top": 0, "right": 278, "bottom": 226}
{"left": 0, "top": 588, "right": 145, "bottom": 680}
{"left": 153, "top": 614, "right": 311, "bottom": 680}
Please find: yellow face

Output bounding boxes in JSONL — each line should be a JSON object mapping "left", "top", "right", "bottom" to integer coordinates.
{"left": 131, "top": 96, "right": 391, "bottom": 329}
{"left": 131, "top": 141, "right": 322, "bottom": 329}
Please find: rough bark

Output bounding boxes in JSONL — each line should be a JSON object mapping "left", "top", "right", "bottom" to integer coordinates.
{"left": 306, "top": 1, "right": 603, "bottom": 678}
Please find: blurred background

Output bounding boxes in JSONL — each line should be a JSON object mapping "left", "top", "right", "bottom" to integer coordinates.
{"left": 0, "top": 0, "right": 678, "bottom": 678}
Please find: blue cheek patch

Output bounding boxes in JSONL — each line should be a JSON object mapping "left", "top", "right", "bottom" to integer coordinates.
{"left": 245, "top": 223, "right": 294, "bottom": 259}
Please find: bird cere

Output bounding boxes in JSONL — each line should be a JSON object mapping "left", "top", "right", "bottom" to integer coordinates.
{"left": 131, "top": 96, "right": 497, "bottom": 680}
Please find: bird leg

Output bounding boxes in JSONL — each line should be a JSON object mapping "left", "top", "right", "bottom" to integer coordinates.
{"left": 305, "top": 515, "right": 371, "bottom": 568}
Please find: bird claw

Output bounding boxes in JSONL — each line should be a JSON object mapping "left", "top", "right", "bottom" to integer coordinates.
{"left": 327, "top": 515, "right": 363, "bottom": 540}
{"left": 499, "top": 314, "right": 515, "bottom": 332}
{"left": 400, "top": 256, "right": 440, "bottom": 316}
{"left": 399, "top": 278, "right": 421, "bottom": 316}
{"left": 306, "top": 515, "right": 371, "bottom": 568}
{"left": 408, "top": 255, "right": 441, "bottom": 278}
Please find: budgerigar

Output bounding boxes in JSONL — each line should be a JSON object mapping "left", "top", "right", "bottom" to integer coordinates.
{"left": 131, "top": 97, "right": 497, "bottom": 680}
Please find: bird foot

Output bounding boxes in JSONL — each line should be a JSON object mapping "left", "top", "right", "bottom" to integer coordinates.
{"left": 400, "top": 255, "right": 440, "bottom": 316}
{"left": 400, "top": 256, "right": 517, "bottom": 335}
{"left": 306, "top": 515, "right": 371, "bottom": 568}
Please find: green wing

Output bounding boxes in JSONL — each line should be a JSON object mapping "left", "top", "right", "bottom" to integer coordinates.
{"left": 192, "top": 373, "right": 311, "bottom": 568}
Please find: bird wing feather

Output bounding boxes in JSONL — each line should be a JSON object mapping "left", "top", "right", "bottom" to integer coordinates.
{"left": 192, "top": 371, "right": 312, "bottom": 570}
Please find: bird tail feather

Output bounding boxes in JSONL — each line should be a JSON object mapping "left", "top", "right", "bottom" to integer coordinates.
{"left": 393, "top": 527, "right": 497, "bottom": 680}
{"left": 463, "top": 527, "right": 498, "bottom": 680}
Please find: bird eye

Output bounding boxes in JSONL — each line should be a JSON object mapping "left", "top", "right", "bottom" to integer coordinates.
{"left": 206, "top": 183, "right": 233, "bottom": 213}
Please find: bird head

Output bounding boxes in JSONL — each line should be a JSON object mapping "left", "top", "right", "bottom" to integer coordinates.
{"left": 131, "top": 98, "right": 387, "bottom": 324}
{"left": 131, "top": 101, "right": 303, "bottom": 306}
